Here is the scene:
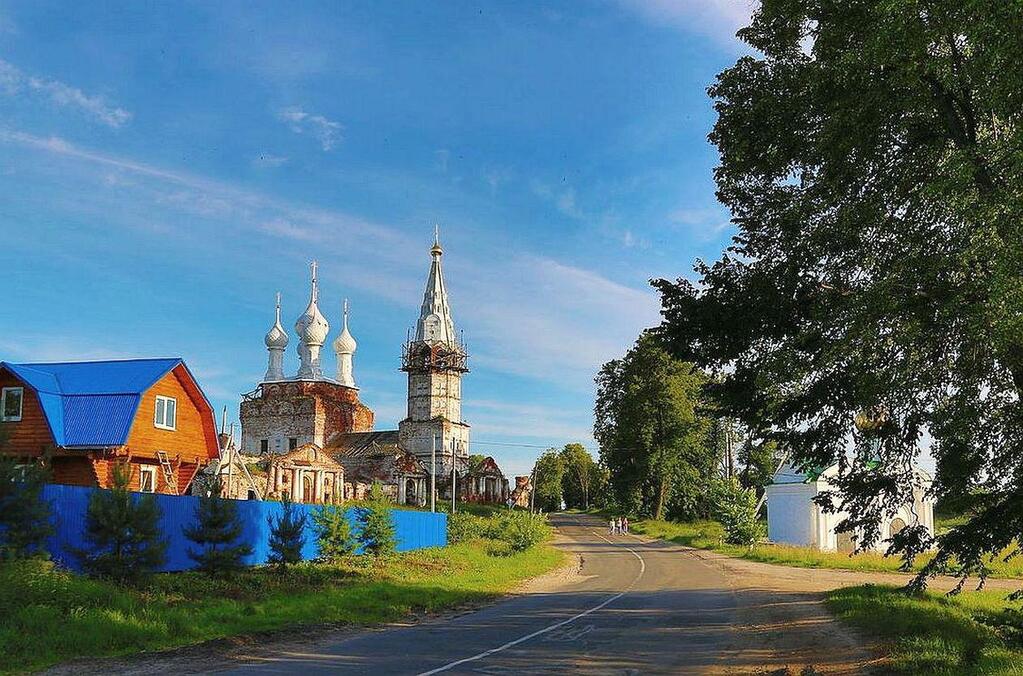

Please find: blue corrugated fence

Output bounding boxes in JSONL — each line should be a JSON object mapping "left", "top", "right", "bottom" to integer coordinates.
{"left": 41, "top": 484, "right": 447, "bottom": 573}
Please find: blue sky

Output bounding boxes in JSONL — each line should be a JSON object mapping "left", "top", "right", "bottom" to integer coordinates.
{"left": 0, "top": 1, "right": 750, "bottom": 477}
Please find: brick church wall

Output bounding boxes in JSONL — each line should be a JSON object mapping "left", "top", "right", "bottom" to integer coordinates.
{"left": 240, "top": 380, "right": 374, "bottom": 454}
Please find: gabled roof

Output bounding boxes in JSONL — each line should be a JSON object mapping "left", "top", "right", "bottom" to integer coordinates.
{"left": 328, "top": 430, "right": 401, "bottom": 457}
{"left": 0, "top": 358, "right": 208, "bottom": 448}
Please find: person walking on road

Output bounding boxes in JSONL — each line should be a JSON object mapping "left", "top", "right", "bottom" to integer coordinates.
{"left": 622, "top": 516, "right": 629, "bottom": 535}
{"left": 608, "top": 517, "right": 615, "bottom": 536}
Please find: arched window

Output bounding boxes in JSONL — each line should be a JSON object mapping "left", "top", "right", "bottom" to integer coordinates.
{"left": 889, "top": 518, "right": 907, "bottom": 538}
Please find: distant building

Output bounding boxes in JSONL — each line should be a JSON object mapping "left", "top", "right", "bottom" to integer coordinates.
{"left": 193, "top": 425, "right": 265, "bottom": 500}
{"left": 510, "top": 475, "right": 532, "bottom": 509}
{"left": 0, "top": 358, "right": 219, "bottom": 495}
{"left": 764, "top": 461, "right": 935, "bottom": 552}
{"left": 240, "top": 231, "right": 508, "bottom": 504}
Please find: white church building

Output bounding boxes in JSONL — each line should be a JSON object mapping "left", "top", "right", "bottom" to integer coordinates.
{"left": 764, "top": 461, "right": 935, "bottom": 553}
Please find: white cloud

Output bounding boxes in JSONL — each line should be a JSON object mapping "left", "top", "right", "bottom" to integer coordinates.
{"left": 258, "top": 218, "right": 325, "bottom": 242}
{"left": 278, "top": 107, "right": 342, "bottom": 151}
{"left": 617, "top": 0, "right": 755, "bottom": 47}
{"left": 0, "top": 59, "right": 131, "bottom": 128}
{"left": 0, "top": 129, "right": 660, "bottom": 396}
{"left": 531, "top": 179, "right": 584, "bottom": 220}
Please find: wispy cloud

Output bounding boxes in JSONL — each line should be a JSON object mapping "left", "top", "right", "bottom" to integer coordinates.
{"left": 278, "top": 107, "right": 342, "bottom": 151}
{"left": 617, "top": 0, "right": 755, "bottom": 47}
{"left": 0, "top": 129, "right": 659, "bottom": 395}
{"left": 0, "top": 59, "right": 131, "bottom": 128}
{"left": 668, "top": 205, "right": 733, "bottom": 240}
{"left": 531, "top": 179, "right": 584, "bottom": 219}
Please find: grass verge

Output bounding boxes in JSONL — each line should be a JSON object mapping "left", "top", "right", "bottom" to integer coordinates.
{"left": 0, "top": 540, "right": 564, "bottom": 674}
{"left": 826, "top": 584, "right": 1023, "bottom": 674}
{"left": 607, "top": 515, "right": 1023, "bottom": 579}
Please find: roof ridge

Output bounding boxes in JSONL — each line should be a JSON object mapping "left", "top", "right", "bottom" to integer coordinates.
{"left": 16, "top": 356, "right": 182, "bottom": 366}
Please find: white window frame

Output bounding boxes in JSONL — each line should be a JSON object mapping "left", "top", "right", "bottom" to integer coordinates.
{"left": 154, "top": 395, "right": 177, "bottom": 431}
{"left": 138, "top": 465, "right": 157, "bottom": 493}
{"left": 1, "top": 386, "right": 23, "bottom": 422}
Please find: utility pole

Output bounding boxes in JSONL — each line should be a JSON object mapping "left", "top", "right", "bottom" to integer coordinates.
{"left": 430, "top": 433, "right": 436, "bottom": 513}
{"left": 529, "top": 464, "right": 536, "bottom": 514}
{"left": 451, "top": 439, "right": 457, "bottom": 514}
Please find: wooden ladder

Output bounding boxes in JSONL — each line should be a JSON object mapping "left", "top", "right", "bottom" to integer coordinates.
{"left": 156, "top": 451, "right": 178, "bottom": 495}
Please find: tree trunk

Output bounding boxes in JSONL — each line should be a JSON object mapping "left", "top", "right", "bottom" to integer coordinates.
{"left": 655, "top": 476, "right": 667, "bottom": 520}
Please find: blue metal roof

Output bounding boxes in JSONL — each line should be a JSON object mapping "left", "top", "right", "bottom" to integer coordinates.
{"left": 0, "top": 358, "right": 183, "bottom": 447}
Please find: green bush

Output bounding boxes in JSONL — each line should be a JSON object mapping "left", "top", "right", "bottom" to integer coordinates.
{"left": 448, "top": 512, "right": 488, "bottom": 544}
{"left": 495, "top": 511, "right": 551, "bottom": 552}
{"left": 447, "top": 509, "right": 551, "bottom": 552}
{"left": 713, "top": 479, "right": 764, "bottom": 549}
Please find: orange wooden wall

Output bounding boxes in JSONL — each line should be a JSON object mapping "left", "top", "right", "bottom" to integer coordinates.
{"left": 0, "top": 368, "right": 55, "bottom": 458}
{"left": 125, "top": 365, "right": 218, "bottom": 464}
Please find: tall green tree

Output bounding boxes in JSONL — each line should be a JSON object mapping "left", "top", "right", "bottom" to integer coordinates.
{"left": 530, "top": 449, "right": 564, "bottom": 512}
{"left": 77, "top": 464, "right": 167, "bottom": 582}
{"left": 559, "top": 443, "right": 599, "bottom": 510}
{"left": 594, "top": 333, "right": 715, "bottom": 519}
{"left": 653, "top": 0, "right": 1023, "bottom": 583}
{"left": 183, "top": 477, "right": 253, "bottom": 576}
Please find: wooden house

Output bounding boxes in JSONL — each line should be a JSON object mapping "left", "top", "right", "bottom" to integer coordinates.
{"left": 0, "top": 358, "right": 220, "bottom": 495}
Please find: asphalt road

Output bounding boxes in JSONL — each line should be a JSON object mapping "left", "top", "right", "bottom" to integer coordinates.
{"left": 221, "top": 513, "right": 741, "bottom": 675}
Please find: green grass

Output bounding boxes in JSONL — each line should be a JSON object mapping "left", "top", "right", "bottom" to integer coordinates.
{"left": 827, "top": 585, "right": 1023, "bottom": 674}
{"left": 619, "top": 516, "right": 1023, "bottom": 579}
{"left": 0, "top": 541, "right": 564, "bottom": 674}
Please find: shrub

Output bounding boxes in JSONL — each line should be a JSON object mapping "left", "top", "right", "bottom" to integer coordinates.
{"left": 77, "top": 464, "right": 167, "bottom": 582}
{"left": 183, "top": 477, "right": 253, "bottom": 576}
{"left": 493, "top": 511, "right": 551, "bottom": 551}
{"left": 447, "top": 512, "right": 488, "bottom": 544}
{"left": 268, "top": 498, "right": 306, "bottom": 571}
{"left": 714, "top": 479, "right": 764, "bottom": 549}
{"left": 356, "top": 483, "right": 396, "bottom": 558}
{"left": 313, "top": 502, "right": 357, "bottom": 562}
{"left": 0, "top": 456, "right": 52, "bottom": 560}
{"left": 447, "top": 509, "right": 551, "bottom": 551}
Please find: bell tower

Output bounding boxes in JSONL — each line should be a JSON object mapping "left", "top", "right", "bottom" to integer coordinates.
{"left": 399, "top": 229, "right": 470, "bottom": 464}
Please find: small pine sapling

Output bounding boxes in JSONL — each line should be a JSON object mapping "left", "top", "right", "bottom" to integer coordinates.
{"left": 356, "top": 482, "right": 396, "bottom": 558}
{"left": 0, "top": 453, "right": 53, "bottom": 560}
{"left": 77, "top": 463, "right": 167, "bottom": 582}
{"left": 183, "top": 477, "right": 253, "bottom": 576}
{"left": 312, "top": 499, "right": 356, "bottom": 563}
{"left": 267, "top": 497, "right": 306, "bottom": 571}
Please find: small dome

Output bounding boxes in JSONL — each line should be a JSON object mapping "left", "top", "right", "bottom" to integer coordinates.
{"left": 265, "top": 293, "right": 289, "bottom": 349}
{"left": 333, "top": 300, "right": 357, "bottom": 354}
{"left": 295, "top": 299, "right": 329, "bottom": 345}
{"left": 265, "top": 321, "right": 289, "bottom": 349}
{"left": 334, "top": 325, "right": 357, "bottom": 354}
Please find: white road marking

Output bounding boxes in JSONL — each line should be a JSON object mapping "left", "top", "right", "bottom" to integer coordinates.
{"left": 416, "top": 520, "right": 646, "bottom": 676}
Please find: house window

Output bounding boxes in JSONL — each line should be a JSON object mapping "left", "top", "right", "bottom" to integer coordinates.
{"left": 289, "top": 437, "right": 298, "bottom": 451}
{"left": 1, "top": 387, "right": 23, "bottom": 422}
{"left": 260, "top": 439, "right": 269, "bottom": 453}
{"left": 139, "top": 466, "right": 157, "bottom": 493}
{"left": 154, "top": 396, "right": 177, "bottom": 430}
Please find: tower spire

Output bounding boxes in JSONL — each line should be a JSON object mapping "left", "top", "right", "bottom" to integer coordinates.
{"left": 417, "top": 229, "right": 457, "bottom": 346}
